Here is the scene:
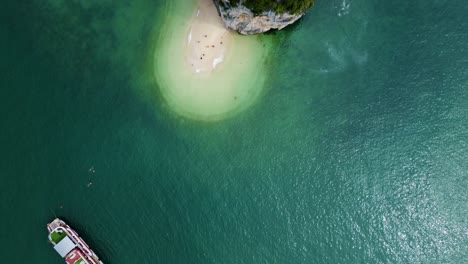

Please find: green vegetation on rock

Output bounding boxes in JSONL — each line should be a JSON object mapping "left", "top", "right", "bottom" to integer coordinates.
{"left": 242, "top": 0, "right": 315, "bottom": 15}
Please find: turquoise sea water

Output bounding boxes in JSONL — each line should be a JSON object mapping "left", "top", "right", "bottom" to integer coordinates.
{"left": 1, "top": 0, "right": 467, "bottom": 263}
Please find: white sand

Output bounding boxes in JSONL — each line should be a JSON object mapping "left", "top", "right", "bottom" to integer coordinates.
{"left": 153, "top": 0, "right": 271, "bottom": 121}
{"left": 185, "top": 0, "right": 231, "bottom": 73}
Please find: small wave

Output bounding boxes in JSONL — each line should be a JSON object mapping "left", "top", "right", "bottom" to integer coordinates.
{"left": 338, "top": 0, "right": 351, "bottom": 17}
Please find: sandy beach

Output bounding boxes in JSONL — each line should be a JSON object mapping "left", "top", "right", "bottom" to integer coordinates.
{"left": 185, "top": 0, "right": 232, "bottom": 73}
{"left": 153, "top": 0, "right": 271, "bottom": 121}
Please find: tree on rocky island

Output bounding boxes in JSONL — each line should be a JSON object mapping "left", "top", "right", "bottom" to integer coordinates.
{"left": 219, "top": 0, "right": 315, "bottom": 15}
{"left": 242, "top": 0, "right": 315, "bottom": 15}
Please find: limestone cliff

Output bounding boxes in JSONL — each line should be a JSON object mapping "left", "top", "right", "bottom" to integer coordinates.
{"left": 213, "top": 0, "right": 314, "bottom": 35}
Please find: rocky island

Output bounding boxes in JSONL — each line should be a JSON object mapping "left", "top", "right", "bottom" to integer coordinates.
{"left": 213, "top": 0, "right": 315, "bottom": 34}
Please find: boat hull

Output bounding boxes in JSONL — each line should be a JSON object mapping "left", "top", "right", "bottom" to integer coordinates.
{"left": 47, "top": 218, "right": 104, "bottom": 264}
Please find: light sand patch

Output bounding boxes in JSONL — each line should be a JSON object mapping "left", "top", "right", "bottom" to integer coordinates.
{"left": 186, "top": 0, "right": 231, "bottom": 73}
{"left": 153, "top": 0, "right": 271, "bottom": 121}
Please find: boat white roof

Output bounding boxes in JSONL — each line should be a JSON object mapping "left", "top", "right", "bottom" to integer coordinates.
{"left": 53, "top": 236, "right": 76, "bottom": 258}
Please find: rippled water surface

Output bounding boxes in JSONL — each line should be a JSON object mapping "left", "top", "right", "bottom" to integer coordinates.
{"left": 1, "top": 0, "right": 467, "bottom": 263}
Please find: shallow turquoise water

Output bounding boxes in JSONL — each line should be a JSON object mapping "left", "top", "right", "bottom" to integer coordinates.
{"left": 1, "top": 0, "right": 467, "bottom": 263}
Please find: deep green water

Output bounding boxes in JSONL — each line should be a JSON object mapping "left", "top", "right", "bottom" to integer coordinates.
{"left": 1, "top": 0, "right": 467, "bottom": 263}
